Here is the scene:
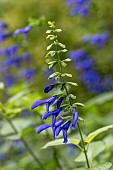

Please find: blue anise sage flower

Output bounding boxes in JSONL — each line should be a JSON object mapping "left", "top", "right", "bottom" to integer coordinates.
{"left": 56, "top": 97, "right": 64, "bottom": 109}
{"left": 31, "top": 95, "right": 57, "bottom": 111}
{"left": 13, "top": 26, "right": 31, "bottom": 43}
{"left": 62, "top": 121, "right": 71, "bottom": 144}
{"left": 70, "top": 108, "right": 78, "bottom": 130}
{"left": 36, "top": 119, "right": 64, "bottom": 134}
{"left": 44, "top": 84, "right": 55, "bottom": 93}
{"left": 42, "top": 107, "right": 62, "bottom": 120}
{"left": 55, "top": 120, "right": 71, "bottom": 143}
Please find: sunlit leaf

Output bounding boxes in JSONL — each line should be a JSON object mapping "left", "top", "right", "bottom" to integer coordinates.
{"left": 42, "top": 138, "right": 80, "bottom": 149}
{"left": 85, "top": 125, "right": 113, "bottom": 144}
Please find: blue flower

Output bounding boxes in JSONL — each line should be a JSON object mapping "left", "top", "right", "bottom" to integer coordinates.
{"left": 56, "top": 120, "right": 71, "bottom": 143}
{"left": 31, "top": 95, "right": 57, "bottom": 111}
{"left": 44, "top": 84, "right": 55, "bottom": 93}
{"left": 22, "top": 52, "right": 31, "bottom": 65}
{"left": 0, "top": 22, "right": 7, "bottom": 30}
{"left": 66, "top": 0, "right": 91, "bottom": 17}
{"left": 68, "top": 49, "right": 86, "bottom": 61}
{"left": 13, "top": 26, "right": 31, "bottom": 43}
{"left": 36, "top": 119, "right": 64, "bottom": 134}
{"left": 82, "top": 33, "right": 109, "bottom": 49}
{"left": 70, "top": 108, "right": 78, "bottom": 130}
{"left": 17, "top": 69, "right": 36, "bottom": 82}
{"left": 62, "top": 121, "right": 71, "bottom": 143}
{"left": 1, "top": 45, "right": 19, "bottom": 58}
{"left": 42, "top": 108, "right": 62, "bottom": 120}
{"left": 56, "top": 97, "right": 64, "bottom": 109}
{"left": 37, "top": 124, "right": 52, "bottom": 134}
{"left": 74, "top": 58, "right": 93, "bottom": 70}
{"left": 2, "top": 72, "right": 15, "bottom": 88}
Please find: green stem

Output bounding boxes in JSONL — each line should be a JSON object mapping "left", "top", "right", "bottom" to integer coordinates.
{"left": 7, "top": 119, "right": 45, "bottom": 169}
{"left": 77, "top": 122, "right": 90, "bottom": 168}
{"left": 56, "top": 50, "right": 90, "bottom": 168}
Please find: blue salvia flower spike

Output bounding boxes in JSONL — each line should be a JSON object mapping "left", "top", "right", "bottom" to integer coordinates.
{"left": 70, "top": 108, "right": 78, "bottom": 130}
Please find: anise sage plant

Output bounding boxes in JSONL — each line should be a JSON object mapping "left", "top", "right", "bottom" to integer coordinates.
{"left": 31, "top": 21, "right": 113, "bottom": 170}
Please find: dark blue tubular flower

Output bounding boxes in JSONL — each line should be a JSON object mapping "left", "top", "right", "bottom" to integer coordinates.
{"left": 31, "top": 95, "right": 57, "bottom": 110}
{"left": 17, "top": 69, "right": 35, "bottom": 82}
{"left": 42, "top": 108, "right": 62, "bottom": 120}
{"left": 74, "top": 58, "right": 93, "bottom": 70}
{"left": 82, "top": 33, "right": 109, "bottom": 49}
{"left": 36, "top": 119, "right": 64, "bottom": 134}
{"left": 13, "top": 26, "right": 31, "bottom": 42}
{"left": 55, "top": 120, "right": 71, "bottom": 143}
{"left": 44, "top": 84, "right": 55, "bottom": 93}
{"left": 62, "top": 121, "right": 71, "bottom": 143}
{"left": 56, "top": 97, "right": 64, "bottom": 109}
{"left": 36, "top": 124, "right": 51, "bottom": 134}
{"left": 70, "top": 108, "right": 78, "bottom": 130}
{"left": 68, "top": 49, "right": 86, "bottom": 61}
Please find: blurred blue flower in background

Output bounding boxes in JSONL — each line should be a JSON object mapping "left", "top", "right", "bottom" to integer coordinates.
{"left": 65, "top": 0, "right": 91, "bottom": 16}
{"left": 13, "top": 26, "right": 31, "bottom": 43}
{"left": 2, "top": 72, "right": 15, "bottom": 88}
{"left": 0, "top": 152, "right": 7, "bottom": 162}
{"left": 68, "top": 48, "right": 111, "bottom": 94}
{"left": 17, "top": 69, "right": 36, "bottom": 82}
{"left": 0, "top": 21, "right": 8, "bottom": 43}
{"left": 82, "top": 33, "right": 109, "bottom": 49}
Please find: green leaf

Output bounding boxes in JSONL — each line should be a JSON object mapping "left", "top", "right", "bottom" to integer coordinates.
{"left": 73, "top": 162, "right": 112, "bottom": 170}
{"left": 0, "top": 118, "right": 32, "bottom": 136}
{"left": 67, "top": 82, "right": 78, "bottom": 86}
{"left": 55, "top": 29, "right": 62, "bottom": 32}
{"left": 61, "top": 73, "right": 72, "bottom": 78}
{"left": 75, "top": 141, "right": 105, "bottom": 163}
{"left": 59, "top": 49, "right": 67, "bottom": 53}
{"left": 70, "top": 94, "right": 76, "bottom": 100}
{"left": 7, "top": 89, "right": 31, "bottom": 104}
{"left": 21, "top": 127, "right": 35, "bottom": 138}
{"left": 73, "top": 103, "right": 85, "bottom": 107}
{"left": 49, "top": 51, "right": 56, "bottom": 57}
{"left": 47, "top": 43, "right": 53, "bottom": 50}
{"left": 85, "top": 91, "right": 113, "bottom": 107}
{"left": 61, "top": 61, "right": 67, "bottom": 67}
{"left": 28, "top": 16, "right": 45, "bottom": 27}
{"left": 48, "top": 72, "right": 60, "bottom": 79}
{"left": 58, "top": 42, "right": 66, "bottom": 48}
{"left": 63, "top": 58, "right": 71, "bottom": 62}
{"left": 85, "top": 125, "right": 113, "bottom": 144}
{"left": 42, "top": 138, "right": 80, "bottom": 149}
{"left": 46, "top": 30, "right": 53, "bottom": 33}
{"left": 4, "top": 108, "right": 22, "bottom": 118}
{"left": 48, "top": 60, "right": 57, "bottom": 69}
